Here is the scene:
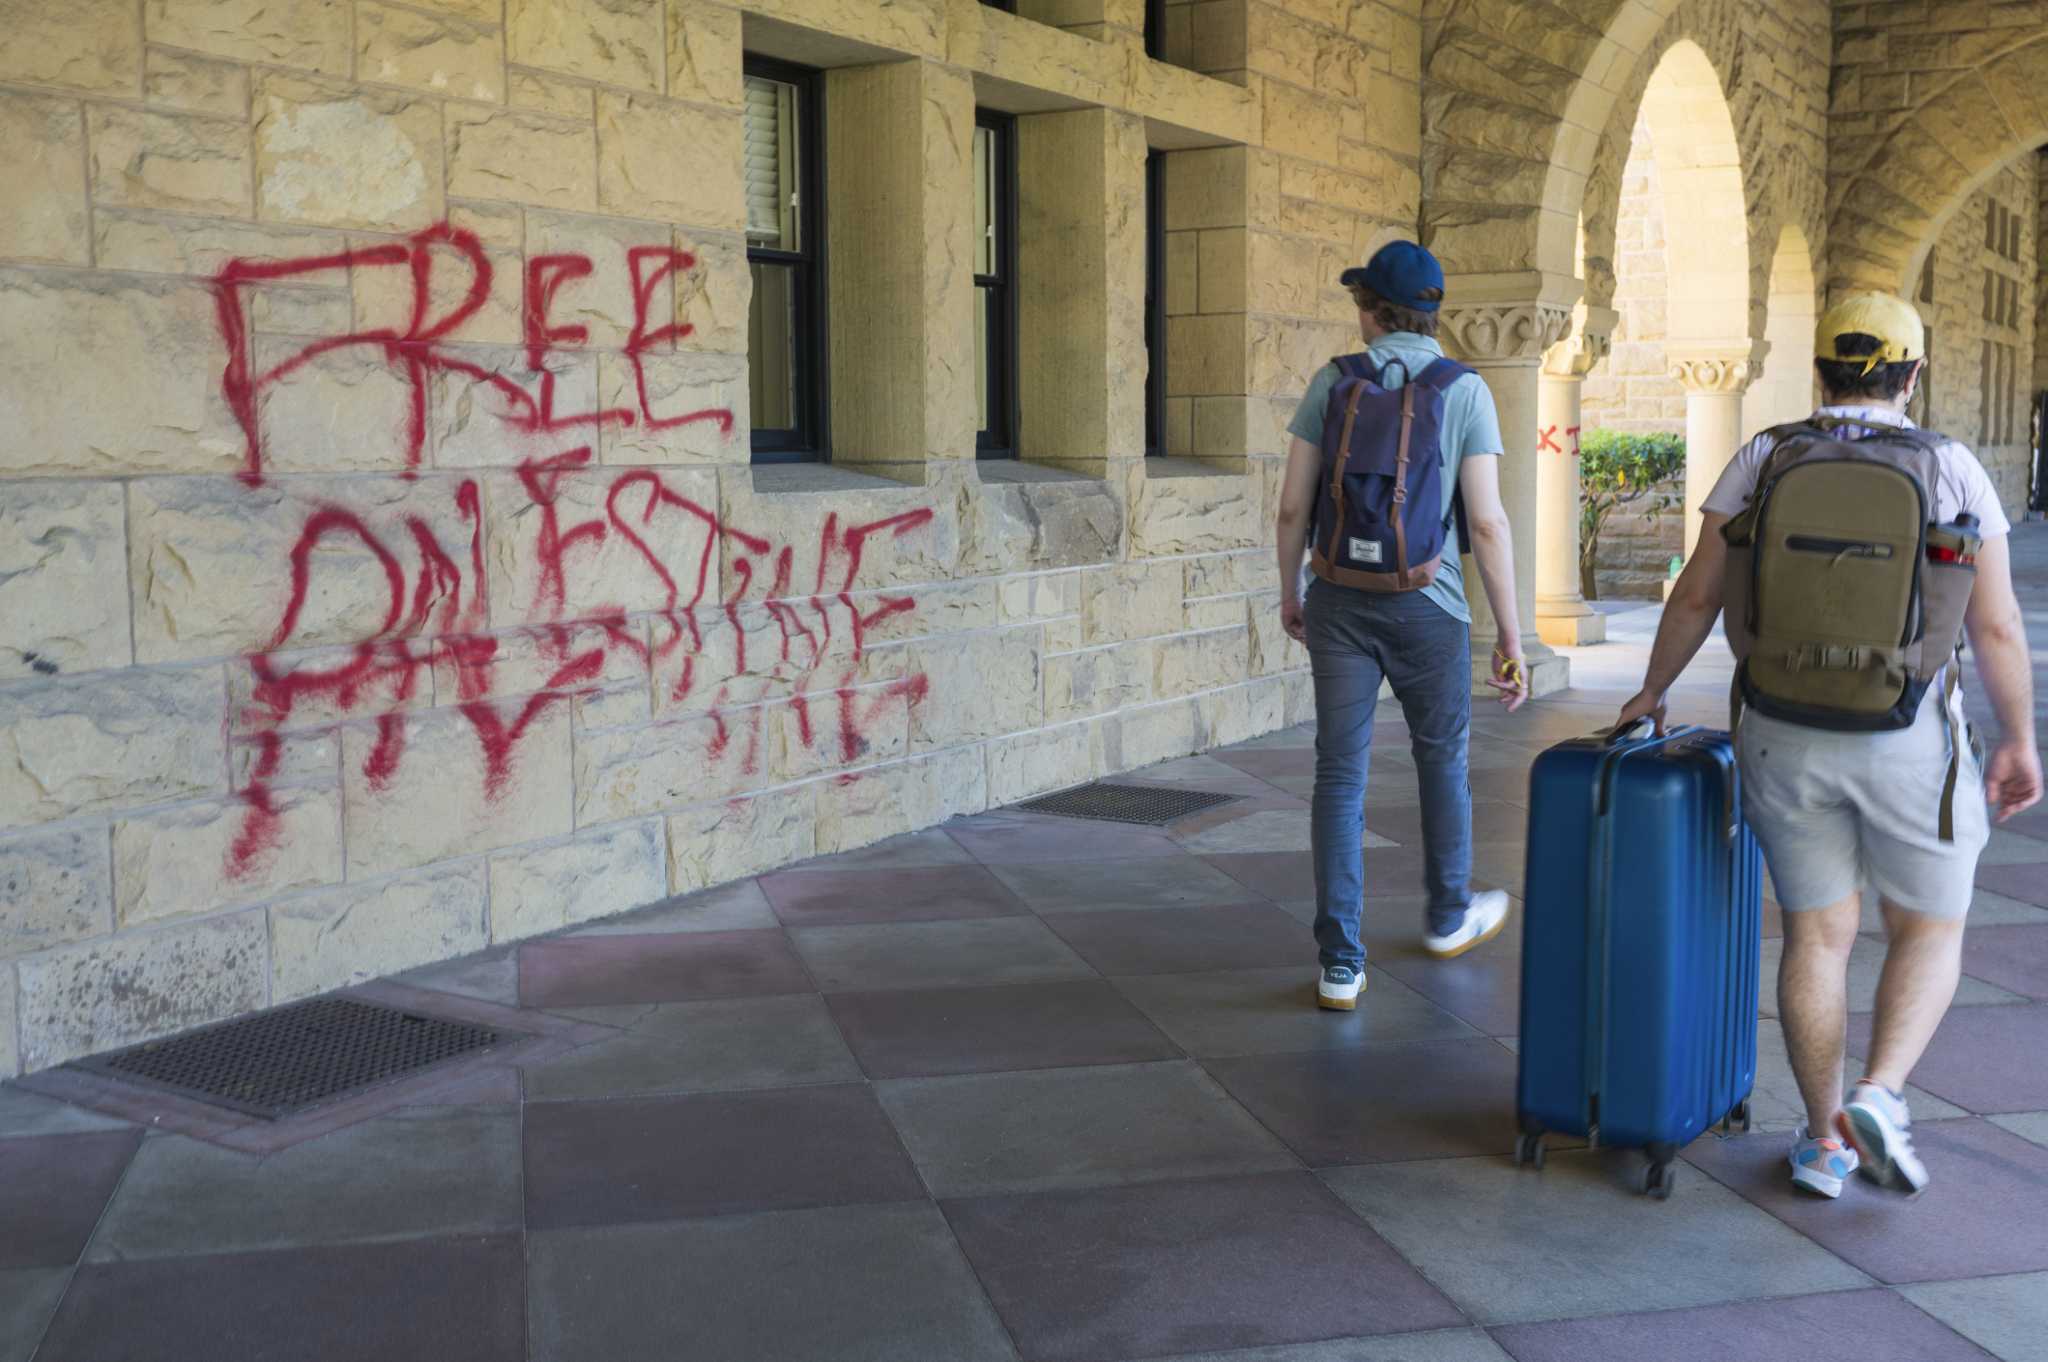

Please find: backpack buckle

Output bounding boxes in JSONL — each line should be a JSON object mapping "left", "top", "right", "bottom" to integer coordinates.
{"left": 1788, "top": 644, "right": 1863, "bottom": 672}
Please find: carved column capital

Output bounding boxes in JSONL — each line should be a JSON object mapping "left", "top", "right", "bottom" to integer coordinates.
{"left": 1439, "top": 300, "right": 1576, "bottom": 365}
{"left": 1541, "top": 304, "right": 1619, "bottom": 379}
{"left": 1667, "top": 342, "right": 1770, "bottom": 395}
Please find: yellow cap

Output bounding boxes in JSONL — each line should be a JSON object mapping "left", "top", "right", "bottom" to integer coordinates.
{"left": 1815, "top": 292, "right": 1925, "bottom": 376}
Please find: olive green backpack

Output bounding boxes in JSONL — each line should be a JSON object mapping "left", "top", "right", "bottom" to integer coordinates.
{"left": 1720, "top": 422, "right": 1981, "bottom": 839}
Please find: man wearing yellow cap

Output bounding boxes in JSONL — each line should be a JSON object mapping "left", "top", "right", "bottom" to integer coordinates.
{"left": 1616, "top": 293, "right": 2041, "bottom": 1200}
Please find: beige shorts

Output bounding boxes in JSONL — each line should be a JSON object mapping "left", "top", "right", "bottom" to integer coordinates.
{"left": 1736, "top": 690, "right": 1989, "bottom": 919}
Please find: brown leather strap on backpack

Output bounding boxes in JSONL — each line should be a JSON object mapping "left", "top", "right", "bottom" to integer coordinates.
{"left": 1937, "top": 663, "right": 1961, "bottom": 843}
{"left": 1391, "top": 383, "right": 1416, "bottom": 589}
{"left": 1322, "top": 381, "right": 1367, "bottom": 568}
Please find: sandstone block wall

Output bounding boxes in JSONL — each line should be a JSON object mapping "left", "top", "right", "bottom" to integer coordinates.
{"left": 0, "top": 0, "right": 1375, "bottom": 1076}
{"left": 1580, "top": 112, "right": 1686, "bottom": 437}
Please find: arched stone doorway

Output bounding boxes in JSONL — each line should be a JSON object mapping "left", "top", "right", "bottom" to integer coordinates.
{"left": 1743, "top": 225, "right": 1821, "bottom": 435}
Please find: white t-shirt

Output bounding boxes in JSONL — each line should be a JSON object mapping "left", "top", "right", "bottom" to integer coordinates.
{"left": 1701, "top": 405, "right": 2012, "bottom": 536}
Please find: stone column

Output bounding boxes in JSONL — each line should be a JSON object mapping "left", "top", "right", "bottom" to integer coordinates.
{"left": 1668, "top": 345, "right": 1764, "bottom": 559}
{"left": 1534, "top": 306, "right": 1618, "bottom": 647}
{"left": 1439, "top": 275, "right": 1581, "bottom": 699}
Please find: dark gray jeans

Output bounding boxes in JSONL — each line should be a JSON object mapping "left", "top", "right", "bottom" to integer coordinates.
{"left": 1303, "top": 578, "right": 1475, "bottom": 968}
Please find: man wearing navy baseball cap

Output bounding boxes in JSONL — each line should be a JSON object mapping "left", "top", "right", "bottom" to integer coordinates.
{"left": 1273, "top": 240, "right": 1530, "bottom": 1013}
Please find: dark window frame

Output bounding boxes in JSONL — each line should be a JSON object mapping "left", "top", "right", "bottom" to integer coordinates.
{"left": 744, "top": 54, "right": 830, "bottom": 465}
{"left": 1144, "top": 150, "right": 1166, "bottom": 456}
{"left": 975, "top": 108, "right": 1020, "bottom": 460}
{"left": 1145, "top": 0, "right": 1167, "bottom": 57}
{"left": 979, "top": 0, "right": 1016, "bottom": 9}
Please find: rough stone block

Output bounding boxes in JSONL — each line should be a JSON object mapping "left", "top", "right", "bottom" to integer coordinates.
{"left": 92, "top": 211, "right": 344, "bottom": 277}
{"left": 146, "top": 0, "right": 348, "bottom": 72}
{"left": 775, "top": 681, "right": 910, "bottom": 780}
{"left": 484, "top": 462, "right": 723, "bottom": 628}
{"left": 0, "top": 92, "right": 90, "bottom": 266}
{"left": 595, "top": 351, "right": 748, "bottom": 464}
{"left": 342, "top": 699, "right": 573, "bottom": 876}
{"left": 432, "top": 620, "right": 646, "bottom": 705}
{"left": 524, "top": 209, "right": 677, "bottom": 350}
{"left": 1127, "top": 468, "right": 1259, "bottom": 556}
{"left": 354, "top": 204, "right": 523, "bottom": 344}
{"left": 674, "top": 229, "right": 750, "bottom": 353}
{"left": 986, "top": 722, "right": 1097, "bottom": 803}
{"left": 0, "top": 480, "right": 132, "bottom": 681}
{"left": 270, "top": 862, "right": 487, "bottom": 999}
{"left": 230, "top": 728, "right": 339, "bottom": 789}
{"left": 17, "top": 909, "right": 267, "bottom": 1071}
{"left": 509, "top": 0, "right": 661, "bottom": 90}
{"left": 488, "top": 818, "right": 666, "bottom": 941}
{"left": 597, "top": 93, "right": 744, "bottom": 229}
{"left": 1163, "top": 146, "right": 1248, "bottom": 230}
{"left": 1184, "top": 551, "right": 1260, "bottom": 599}
{"left": 129, "top": 475, "right": 477, "bottom": 663}
{"left": 428, "top": 346, "right": 603, "bottom": 468}
{"left": 1080, "top": 559, "right": 1183, "bottom": 645}
{"left": 1043, "top": 639, "right": 1151, "bottom": 723}
{"left": 743, "top": 0, "right": 943, "bottom": 57}
{"left": 0, "top": 269, "right": 241, "bottom": 477}
{"left": 0, "top": 668, "right": 225, "bottom": 826}
{"left": 666, "top": 785, "right": 815, "bottom": 891}
{"left": 145, "top": 47, "right": 249, "bottom": 117}
{"left": 814, "top": 744, "right": 986, "bottom": 855}
{"left": 356, "top": 2, "right": 504, "bottom": 102}
{"left": 88, "top": 105, "right": 251, "bottom": 216}
{"left": 2, "top": 0, "right": 143, "bottom": 92}
{"left": 961, "top": 477, "right": 1123, "bottom": 575}
{"left": 510, "top": 68, "right": 595, "bottom": 120}
{"left": 113, "top": 788, "right": 342, "bottom": 928}
{"left": 575, "top": 710, "right": 764, "bottom": 822}
{"left": 1247, "top": 590, "right": 1306, "bottom": 675}
{"left": 446, "top": 104, "right": 597, "bottom": 211}
{"left": 244, "top": 335, "right": 420, "bottom": 474}
{"left": 719, "top": 477, "right": 958, "bottom": 596}
{"left": 1167, "top": 313, "right": 1249, "bottom": 395}
{"left": 0, "top": 966, "right": 15, "bottom": 1077}
{"left": 906, "top": 627, "right": 1040, "bottom": 749}
{"left": 1105, "top": 694, "right": 1206, "bottom": 770}
{"left": 1152, "top": 625, "right": 1248, "bottom": 698}
{"left": 0, "top": 825, "right": 113, "bottom": 957}
{"left": 666, "top": 0, "right": 742, "bottom": 107}
{"left": 256, "top": 76, "right": 445, "bottom": 230}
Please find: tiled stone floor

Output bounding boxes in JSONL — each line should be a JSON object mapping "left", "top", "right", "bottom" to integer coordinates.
{"left": 4, "top": 525, "right": 2045, "bottom": 1361}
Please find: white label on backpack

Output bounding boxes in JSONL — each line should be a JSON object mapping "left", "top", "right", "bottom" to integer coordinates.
{"left": 1347, "top": 537, "right": 1384, "bottom": 566}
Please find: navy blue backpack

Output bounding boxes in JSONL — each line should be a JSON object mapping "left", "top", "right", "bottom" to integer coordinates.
{"left": 1310, "top": 353, "right": 1471, "bottom": 592}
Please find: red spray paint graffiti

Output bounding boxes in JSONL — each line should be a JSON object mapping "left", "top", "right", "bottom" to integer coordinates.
{"left": 216, "top": 224, "right": 936, "bottom": 879}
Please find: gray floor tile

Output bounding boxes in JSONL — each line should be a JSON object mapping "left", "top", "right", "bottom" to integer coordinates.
{"left": 944, "top": 1172, "right": 1463, "bottom": 1360}
{"left": 1901, "top": 1272, "right": 2048, "bottom": 1362}
{"left": 789, "top": 917, "right": 1094, "bottom": 992}
{"left": 988, "top": 855, "right": 1261, "bottom": 913}
{"left": 779, "top": 828, "right": 977, "bottom": 872}
{"left": 1683, "top": 1120, "right": 2048, "bottom": 1284}
{"left": 1177, "top": 808, "right": 1395, "bottom": 854}
{"left": 759, "top": 863, "right": 1027, "bottom": 927}
{"left": 1847, "top": 1004, "right": 2048, "bottom": 1113}
{"left": 0, "top": 1130, "right": 142, "bottom": 1269}
{"left": 39, "top": 1236, "right": 525, "bottom": 1362}
{"left": 523, "top": 1085, "right": 925, "bottom": 1229}
{"left": 0, "top": 1086, "right": 130, "bottom": 1140}
{"left": 396, "top": 945, "right": 522, "bottom": 1005}
{"left": 1759, "top": 936, "right": 2024, "bottom": 1017}
{"left": 519, "top": 928, "right": 813, "bottom": 1007}
{"left": 566, "top": 879, "right": 780, "bottom": 935}
{"left": 1041, "top": 902, "right": 1307, "bottom": 975}
{"left": 944, "top": 812, "right": 1187, "bottom": 864}
{"left": 1991, "top": 1111, "right": 2048, "bottom": 1148}
{"left": 85, "top": 1107, "right": 521, "bottom": 1261}
{"left": 1113, "top": 966, "right": 1479, "bottom": 1058}
{"left": 826, "top": 980, "right": 1179, "bottom": 1079}
{"left": 1743, "top": 1018, "right": 1967, "bottom": 1134}
{"left": 0, "top": 1268, "right": 68, "bottom": 1362}
{"left": 1321, "top": 1150, "right": 1870, "bottom": 1325}
{"left": 529, "top": 1202, "right": 1015, "bottom": 1362}
{"left": 521, "top": 995, "right": 861, "bottom": 1100}
{"left": 1491, "top": 1287, "right": 2000, "bottom": 1362}
{"left": 875, "top": 1061, "right": 1296, "bottom": 1197}
{"left": 1146, "top": 1333, "right": 1512, "bottom": 1362}
{"left": 1960, "top": 924, "right": 2048, "bottom": 1000}
{"left": 1128, "top": 754, "right": 1287, "bottom": 788}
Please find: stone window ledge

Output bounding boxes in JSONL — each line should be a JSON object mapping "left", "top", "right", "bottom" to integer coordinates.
{"left": 749, "top": 463, "right": 922, "bottom": 497}
{"left": 1142, "top": 454, "right": 1243, "bottom": 479}
{"left": 975, "top": 461, "right": 1106, "bottom": 487}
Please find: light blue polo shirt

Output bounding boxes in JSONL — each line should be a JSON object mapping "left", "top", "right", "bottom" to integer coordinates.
{"left": 1286, "top": 332, "right": 1503, "bottom": 624}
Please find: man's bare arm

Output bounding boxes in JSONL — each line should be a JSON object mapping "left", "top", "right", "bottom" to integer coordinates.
{"left": 1615, "top": 511, "right": 1731, "bottom": 731}
{"left": 1963, "top": 533, "right": 2043, "bottom": 820}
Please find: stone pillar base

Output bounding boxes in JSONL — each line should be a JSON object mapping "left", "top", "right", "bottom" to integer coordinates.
{"left": 1536, "top": 608, "right": 1607, "bottom": 647}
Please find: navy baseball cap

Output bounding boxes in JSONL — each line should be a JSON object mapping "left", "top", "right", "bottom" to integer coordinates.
{"left": 1339, "top": 241, "right": 1444, "bottom": 312}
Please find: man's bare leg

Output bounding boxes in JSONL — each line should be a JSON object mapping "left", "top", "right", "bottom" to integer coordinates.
{"left": 1860, "top": 897, "right": 1966, "bottom": 1093}
{"left": 1777, "top": 891, "right": 1863, "bottom": 1133}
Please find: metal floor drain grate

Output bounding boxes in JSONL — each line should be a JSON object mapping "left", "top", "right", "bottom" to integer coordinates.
{"left": 1014, "top": 781, "right": 1238, "bottom": 826}
{"left": 70, "top": 997, "right": 503, "bottom": 1121}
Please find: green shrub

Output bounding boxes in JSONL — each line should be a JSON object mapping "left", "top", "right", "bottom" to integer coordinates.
{"left": 1578, "top": 429, "right": 1686, "bottom": 600}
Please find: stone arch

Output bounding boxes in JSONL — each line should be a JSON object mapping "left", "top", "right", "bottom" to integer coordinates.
{"left": 1743, "top": 223, "right": 1820, "bottom": 432}
{"left": 1829, "top": 31, "right": 2048, "bottom": 298}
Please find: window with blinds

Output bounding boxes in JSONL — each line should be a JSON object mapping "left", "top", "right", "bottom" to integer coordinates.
{"left": 974, "top": 111, "right": 1016, "bottom": 457}
{"left": 744, "top": 58, "right": 824, "bottom": 462}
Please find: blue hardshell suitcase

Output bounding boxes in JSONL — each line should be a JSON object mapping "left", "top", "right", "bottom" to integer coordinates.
{"left": 1514, "top": 724, "right": 1764, "bottom": 1198}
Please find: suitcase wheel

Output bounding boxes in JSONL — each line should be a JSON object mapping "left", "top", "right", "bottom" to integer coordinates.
{"left": 1636, "top": 1157, "right": 1677, "bottom": 1201}
{"left": 1514, "top": 1132, "right": 1545, "bottom": 1171}
{"left": 1731, "top": 1100, "right": 1753, "bottom": 1134}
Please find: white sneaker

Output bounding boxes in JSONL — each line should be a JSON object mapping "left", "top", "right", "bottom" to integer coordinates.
{"left": 1788, "top": 1123, "right": 1860, "bottom": 1199}
{"left": 1317, "top": 965, "right": 1364, "bottom": 1011}
{"left": 1839, "top": 1082, "right": 1929, "bottom": 1196}
{"left": 1423, "top": 890, "right": 1510, "bottom": 959}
